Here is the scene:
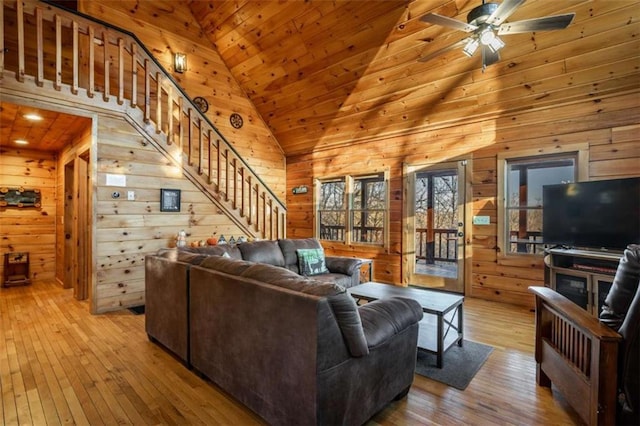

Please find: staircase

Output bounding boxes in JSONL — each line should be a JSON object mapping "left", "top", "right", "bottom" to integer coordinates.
{"left": 0, "top": 0, "right": 286, "bottom": 240}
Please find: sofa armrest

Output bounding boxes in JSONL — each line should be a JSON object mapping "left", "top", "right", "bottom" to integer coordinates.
{"left": 358, "top": 297, "right": 423, "bottom": 348}
{"left": 325, "top": 256, "right": 362, "bottom": 277}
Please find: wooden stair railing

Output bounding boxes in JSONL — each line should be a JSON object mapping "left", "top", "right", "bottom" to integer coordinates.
{"left": 0, "top": 0, "right": 286, "bottom": 240}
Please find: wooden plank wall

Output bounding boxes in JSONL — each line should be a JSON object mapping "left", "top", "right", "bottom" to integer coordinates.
{"left": 0, "top": 148, "right": 57, "bottom": 283}
{"left": 78, "top": 0, "right": 287, "bottom": 201}
{"left": 2, "top": 107, "right": 246, "bottom": 312}
{"left": 93, "top": 114, "right": 245, "bottom": 313}
{"left": 286, "top": 94, "right": 640, "bottom": 307}
{"left": 55, "top": 123, "right": 92, "bottom": 288}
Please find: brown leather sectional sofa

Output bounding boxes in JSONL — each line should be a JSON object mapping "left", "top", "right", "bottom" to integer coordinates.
{"left": 145, "top": 238, "right": 424, "bottom": 425}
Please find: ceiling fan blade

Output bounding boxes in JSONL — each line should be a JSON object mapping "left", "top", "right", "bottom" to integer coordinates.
{"left": 481, "top": 45, "right": 500, "bottom": 71}
{"left": 498, "top": 13, "right": 575, "bottom": 34}
{"left": 420, "top": 13, "right": 477, "bottom": 32}
{"left": 417, "top": 38, "right": 469, "bottom": 63}
{"left": 486, "top": 0, "right": 526, "bottom": 26}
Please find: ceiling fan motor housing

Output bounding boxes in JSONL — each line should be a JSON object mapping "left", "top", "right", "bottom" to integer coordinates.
{"left": 467, "top": 3, "right": 499, "bottom": 26}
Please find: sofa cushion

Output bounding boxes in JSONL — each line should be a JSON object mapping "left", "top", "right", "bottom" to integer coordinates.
{"left": 181, "top": 245, "right": 242, "bottom": 259}
{"left": 309, "top": 273, "right": 353, "bottom": 288}
{"left": 198, "top": 256, "right": 255, "bottom": 276}
{"left": 240, "top": 263, "right": 344, "bottom": 297}
{"left": 238, "top": 240, "right": 286, "bottom": 267}
{"left": 176, "top": 251, "right": 209, "bottom": 265}
{"left": 600, "top": 244, "right": 640, "bottom": 331}
{"left": 359, "top": 297, "right": 424, "bottom": 348}
{"left": 327, "top": 292, "right": 369, "bottom": 357}
{"left": 241, "top": 263, "right": 303, "bottom": 284}
{"left": 297, "top": 248, "right": 330, "bottom": 276}
{"left": 278, "top": 238, "right": 322, "bottom": 272}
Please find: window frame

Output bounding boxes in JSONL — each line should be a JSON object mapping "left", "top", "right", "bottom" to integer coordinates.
{"left": 315, "top": 171, "right": 390, "bottom": 248}
{"left": 497, "top": 144, "right": 588, "bottom": 258}
{"left": 316, "top": 177, "right": 347, "bottom": 242}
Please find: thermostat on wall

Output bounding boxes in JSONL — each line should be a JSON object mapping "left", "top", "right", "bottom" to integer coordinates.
{"left": 473, "top": 215, "right": 490, "bottom": 225}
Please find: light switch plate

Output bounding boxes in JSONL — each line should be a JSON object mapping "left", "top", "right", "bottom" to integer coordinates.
{"left": 473, "top": 215, "right": 490, "bottom": 225}
{"left": 127, "top": 191, "right": 135, "bottom": 201}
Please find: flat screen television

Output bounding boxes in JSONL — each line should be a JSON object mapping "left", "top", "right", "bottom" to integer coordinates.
{"left": 543, "top": 177, "right": 640, "bottom": 252}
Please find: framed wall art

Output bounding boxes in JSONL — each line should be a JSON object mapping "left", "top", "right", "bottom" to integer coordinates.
{"left": 160, "top": 188, "right": 181, "bottom": 212}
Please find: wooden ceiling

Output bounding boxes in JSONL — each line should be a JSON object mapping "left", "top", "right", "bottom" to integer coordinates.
{"left": 188, "top": 0, "right": 639, "bottom": 156}
{"left": 0, "top": 103, "right": 91, "bottom": 152}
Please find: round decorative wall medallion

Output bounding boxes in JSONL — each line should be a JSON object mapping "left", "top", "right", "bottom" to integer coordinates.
{"left": 230, "top": 113, "right": 244, "bottom": 129}
{"left": 193, "top": 96, "right": 209, "bottom": 113}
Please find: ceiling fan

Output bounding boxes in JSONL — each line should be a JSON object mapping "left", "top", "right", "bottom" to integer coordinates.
{"left": 418, "top": 0, "right": 575, "bottom": 70}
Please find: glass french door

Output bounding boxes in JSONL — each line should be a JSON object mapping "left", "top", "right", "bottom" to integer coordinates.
{"left": 404, "top": 160, "right": 468, "bottom": 293}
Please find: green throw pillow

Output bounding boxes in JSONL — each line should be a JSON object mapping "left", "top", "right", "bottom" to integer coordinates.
{"left": 297, "top": 248, "right": 329, "bottom": 276}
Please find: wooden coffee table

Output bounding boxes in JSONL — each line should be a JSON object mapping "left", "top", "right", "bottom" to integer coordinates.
{"left": 348, "top": 282, "right": 464, "bottom": 368}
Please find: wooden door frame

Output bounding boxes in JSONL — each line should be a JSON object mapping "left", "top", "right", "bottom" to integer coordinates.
{"left": 63, "top": 152, "right": 91, "bottom": 301}
{"left": 402, "top": 158, "right": 472, "bottom": 294}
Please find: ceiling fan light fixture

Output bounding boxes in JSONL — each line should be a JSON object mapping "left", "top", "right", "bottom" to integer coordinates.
{"left": 418, "top": 0, "right": 575, "bottom": 69}
{"left": 462, "top": 38, "right": 480, "bottom": 57}
{"left": 487, "top": 35, "right": 505, "bottom": 53}
{"left": 479, "top": 28, "right": 496, "bottom": 45}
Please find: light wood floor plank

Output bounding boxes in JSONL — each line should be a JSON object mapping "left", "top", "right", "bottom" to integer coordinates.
{"left": 0, "top": 280, "right": 583, "bottom": 425}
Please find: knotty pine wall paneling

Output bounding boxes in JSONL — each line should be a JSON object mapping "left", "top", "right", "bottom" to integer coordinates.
{"left": 94, "top": 114, "right": 244, "bottom": 313}
{"left": 0, "top": 148, "right": 57, "bottom": 283}
{"left": 56, "top": 121, "right": 93, "bottom": 289}
{"left": 286, "top": 94, "right": 640, "bottom": 308}
{"left": 78, "top": 0, "right": 287, "bottom": 201}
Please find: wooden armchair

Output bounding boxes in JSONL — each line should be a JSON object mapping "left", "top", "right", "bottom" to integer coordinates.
{"left": 529, "top": 286, "right": 622, "bottom": 425}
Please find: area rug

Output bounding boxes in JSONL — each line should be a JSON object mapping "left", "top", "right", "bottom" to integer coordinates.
{"left": 415, "top": 340, "right": 493, "bottom": 390}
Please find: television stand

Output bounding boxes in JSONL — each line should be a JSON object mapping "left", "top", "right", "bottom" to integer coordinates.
{"left": 544, "top": 248, "right": 621, "bottom": 317}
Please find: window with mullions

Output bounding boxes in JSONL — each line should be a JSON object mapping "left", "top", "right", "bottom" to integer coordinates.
{"left": 318, "top": 179, "right": 346, "bottom": 242}
{"left": 505, "top": 154, "right": 576, "bottom": 255}
{"left": 351, "top": 174, "right": 386, "bottom": 244}
{"left": 317, "top": 173, "right": 387, "bottom": 246}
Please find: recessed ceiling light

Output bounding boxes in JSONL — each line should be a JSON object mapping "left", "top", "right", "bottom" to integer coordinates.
{"left": 14, "top": 139, "right": 29, "bottom": 145}
{"left": 24, "top": 113, "right": 43, "bottom": 121}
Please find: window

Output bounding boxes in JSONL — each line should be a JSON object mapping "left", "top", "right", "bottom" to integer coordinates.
{"left": 318, "top": 178, "right": 346, "bottom": 242}
{"left": 503, "top": 154, "right": 577, "bottom": 255}
{"left": 351, "top": 174, "right": 386, "bottom": 244}
{"left": 317, "top": 172, "right": 388, "bottom": 246}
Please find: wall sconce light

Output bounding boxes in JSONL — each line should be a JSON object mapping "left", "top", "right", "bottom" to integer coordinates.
{"left": 174, "top": 52, "right": 187, "bottom": 73}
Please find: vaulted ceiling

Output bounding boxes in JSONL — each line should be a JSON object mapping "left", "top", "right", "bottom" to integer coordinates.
{"left": 1, "top": 1, "right": 636, "bottom": 157}
{"left": 188, "top": 0, "right": 639, "bottom": 156}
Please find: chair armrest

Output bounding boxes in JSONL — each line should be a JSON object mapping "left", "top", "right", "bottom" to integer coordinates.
{"left": 529, "top": 286, "right": 621, "bottom": 341}
{"left": 529, "top": 286, "right": 622, "bottom": 425}
{"left": 358, "top": 297, "right": 423, "bottom": 348}
{"left": 325, "top": 256, "right": 362, "bottom": 276}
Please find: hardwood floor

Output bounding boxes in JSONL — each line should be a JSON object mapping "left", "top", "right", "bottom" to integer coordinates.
{"left": 1, "top": 281, "right": 582, "bottom": 425}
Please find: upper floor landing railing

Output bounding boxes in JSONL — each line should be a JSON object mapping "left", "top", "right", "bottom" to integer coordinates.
{"left": 0, "top": 0, "right": 285, "bottom": 240}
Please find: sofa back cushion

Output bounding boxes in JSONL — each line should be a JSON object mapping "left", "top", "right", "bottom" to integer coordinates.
{"left": 239, "top": 264, "right": 367, "bottom": 358}
{"left": 240, "top": 262, "right": 343, "bottom": 296}
{"left": 180, "top": 245, "right": 242, "bottom": 259}
{"left": 600, "top": 245, "right": 640, "bottom": 331}
{"left": 238, "top": 240, "right": 286, "bottom": 267}
{"left": 198, "top": 256, "right": 255, "bottom": 276}
{"left": 278, "top": 238, "right": 323, "bottom": 273}
{"left": 196, "top": 255, "right": 367, "bottom": 358}
{"left": 327, "top": 292, "right": 369, "bottom": 357}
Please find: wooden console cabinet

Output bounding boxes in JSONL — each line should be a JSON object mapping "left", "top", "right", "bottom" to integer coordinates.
{"left": 544, "top": 248, "right": 620, "bottom": 317}
{"left": 3, "top": 252, "right": 31, "bottom": 287}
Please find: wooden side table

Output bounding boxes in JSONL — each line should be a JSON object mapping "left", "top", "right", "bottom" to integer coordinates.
{"left": 356, "top": 258, "right": 374, "bottom": 283}
{"left": 3, "top": 252, "right": 31, "bottom": 287}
